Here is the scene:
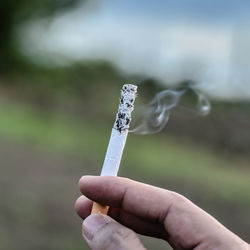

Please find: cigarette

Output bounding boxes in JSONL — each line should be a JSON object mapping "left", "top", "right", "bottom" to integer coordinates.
{"left": 91, "top": 84, "right": 137, "bottom": 214}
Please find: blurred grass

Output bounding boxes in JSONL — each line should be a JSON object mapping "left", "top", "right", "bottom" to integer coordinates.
{"left": 0, "top": 99, "right": 249, "bottom": 249}
{"left": 0, "top": 100, "right": 249, "bottom": 204}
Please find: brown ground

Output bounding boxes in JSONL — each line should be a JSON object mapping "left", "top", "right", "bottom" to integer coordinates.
{"left": 0, "top": 139, "right": 249, "bottom": 250}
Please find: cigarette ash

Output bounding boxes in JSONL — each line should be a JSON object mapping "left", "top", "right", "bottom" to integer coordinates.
{"left": 114, "top": 84, "right": 137, "bottom": 132}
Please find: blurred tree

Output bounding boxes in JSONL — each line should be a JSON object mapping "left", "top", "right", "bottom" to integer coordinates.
{"left": 0, "top": 0, "right": 82, "bottom": 72}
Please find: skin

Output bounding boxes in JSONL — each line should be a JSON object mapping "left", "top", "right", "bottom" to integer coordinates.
{"left": 75, "top": 176, "right": 250, "bottom": 250}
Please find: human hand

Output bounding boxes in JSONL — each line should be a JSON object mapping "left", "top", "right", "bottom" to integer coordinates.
{"left": 75, "top": 176, "right": 249, "bottom": 250}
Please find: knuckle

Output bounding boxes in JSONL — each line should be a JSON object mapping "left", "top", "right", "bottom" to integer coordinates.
{"left": 120, "top": 176, "right": 132, "bottom": 183}
{"left": 96, "top": 224, "right": 136, "bottom": 250}
{"left": 113, "top": 226, "right": 134, "bottom": 241}
{"left": 171, "top": 191, "right": 190, "bottom": 205}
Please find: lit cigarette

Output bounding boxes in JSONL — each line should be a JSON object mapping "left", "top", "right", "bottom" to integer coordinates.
{"left": 91, "top": 84, "right": 137, "bottom": 214}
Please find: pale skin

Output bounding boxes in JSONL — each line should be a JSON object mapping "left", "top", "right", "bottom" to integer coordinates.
{"left": 75, "top": 176, "right": 250, "bottom": 250}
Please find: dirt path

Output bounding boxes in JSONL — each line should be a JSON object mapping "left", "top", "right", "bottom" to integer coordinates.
{"left": 0, "top": 139, "right": 93, "bottom": 249}
{"left": 0, "top": 139, "right": 249, "bottom": 249}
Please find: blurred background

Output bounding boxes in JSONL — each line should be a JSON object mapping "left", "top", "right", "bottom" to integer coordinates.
{"left": 0, "top": 0, "right": 250, "bottom": 249}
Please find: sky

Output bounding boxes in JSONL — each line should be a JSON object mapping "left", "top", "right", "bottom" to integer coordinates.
{"left": 19, "top": 0, "right": 250, "bottom": 101}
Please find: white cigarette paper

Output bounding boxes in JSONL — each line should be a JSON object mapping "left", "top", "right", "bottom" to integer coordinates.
{"left": 101, "top": 84, "right": 137, "bottom": 176}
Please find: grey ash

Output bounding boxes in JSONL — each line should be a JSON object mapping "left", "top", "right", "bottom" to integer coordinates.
{"left": 113, "top": 84, "right": 137, "bottom": 132}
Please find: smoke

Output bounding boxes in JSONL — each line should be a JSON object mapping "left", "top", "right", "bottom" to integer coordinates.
{"left": 130, "top": 86, "right": 211, "bottom": 135}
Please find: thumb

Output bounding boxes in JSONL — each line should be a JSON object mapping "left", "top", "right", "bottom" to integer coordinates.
{"left": 82, "top": 214, "right": 146, "bottom": 250}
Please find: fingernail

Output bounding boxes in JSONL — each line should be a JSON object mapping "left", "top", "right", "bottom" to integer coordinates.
{"left": 82, "top": 214, "right": 109, "bottom": 240}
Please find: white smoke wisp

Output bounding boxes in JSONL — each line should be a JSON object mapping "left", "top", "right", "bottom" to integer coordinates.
{"left": 130, "top": 87, "right": 211, "bottom": 135}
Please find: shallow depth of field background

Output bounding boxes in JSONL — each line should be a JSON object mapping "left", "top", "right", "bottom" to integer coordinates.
{"left": 0, "top": 1, "right": 250, "bottom": 249}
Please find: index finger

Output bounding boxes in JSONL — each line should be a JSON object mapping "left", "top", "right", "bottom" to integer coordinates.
{"left": 79, "top": 175, "right": 175, "bottom": 224}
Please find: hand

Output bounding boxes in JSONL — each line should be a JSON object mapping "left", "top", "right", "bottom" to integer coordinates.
{"left": 75, "top": 176, "right": 249, "bottom": 250}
